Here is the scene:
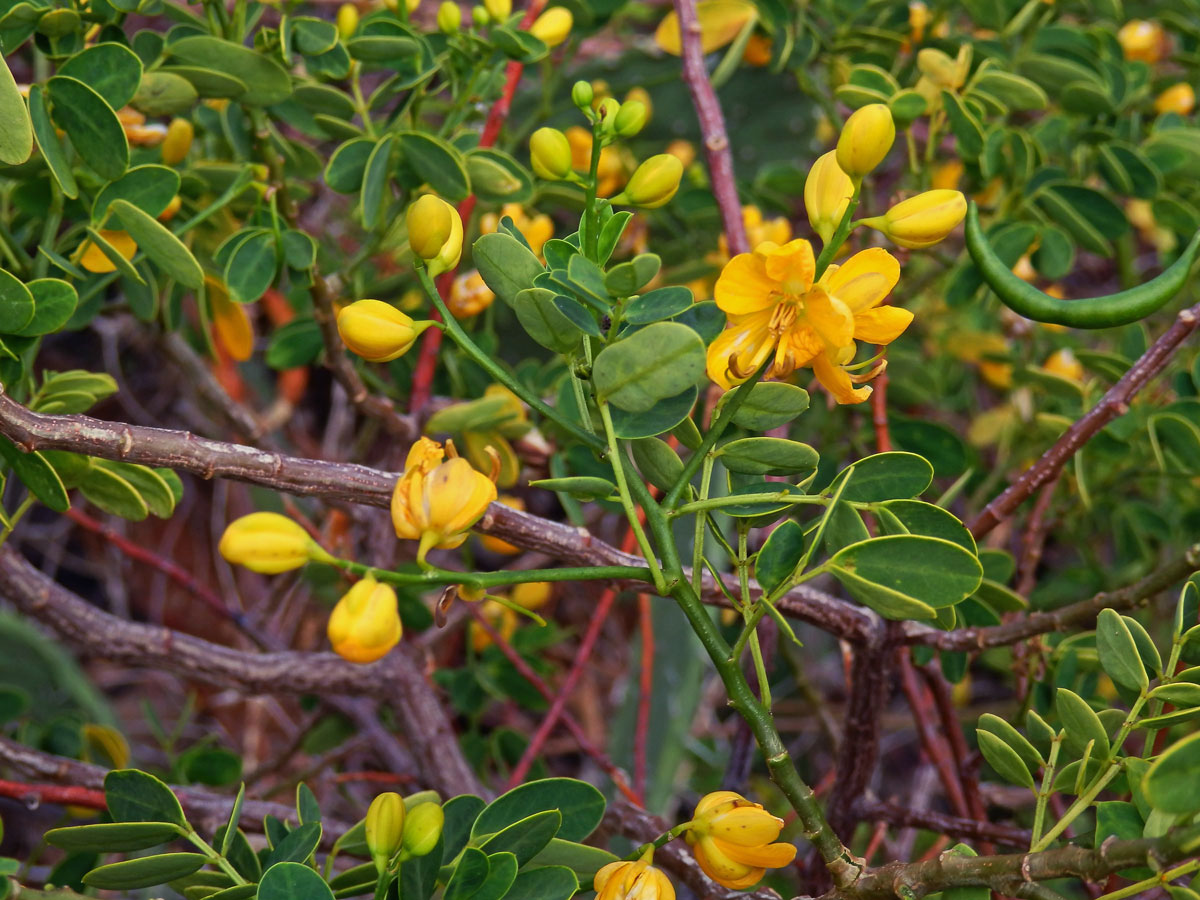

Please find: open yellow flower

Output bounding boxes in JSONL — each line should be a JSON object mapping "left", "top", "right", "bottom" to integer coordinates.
{"left": 391, "top": 437, "right": 498, "bottom": 562}
{"left": 706, "top": 240, "right": 911, "bottom": 403}
{"left": 685, "top": 791, "right": 797, "bottom": 889}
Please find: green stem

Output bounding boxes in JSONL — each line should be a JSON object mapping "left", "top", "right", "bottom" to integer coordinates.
{"left": 1094, "top": 858, "right": 1200, "bottom": 900}
{"left": 599, "top": 401, "right": 667, "bottom": 593}
{"left": 184, "top": 830, "right": 248, "bottom": 887}
{"left": 34, "top": 181, "right": 63, "bottom": 280}
{"left": 329, "top": 558, "right": 651, "bottom": 589}
{"left": 583, "top": 120, "right": 603, "bottom": 260}
{"left": 690, "top": 455, "right": 715, "bottom": 595}
{"left": 672, "top": 491, "right": 825, "bottom": 517}
{"left": 415, "top": 266, "right": 603, "bottom": 450}
{"left": 350, "top": 62, "right": 376, "bottom": 138}
{"left": 812, "top": 186, "right": 861, "bottom": 279}
{"left": 0, "top": 495, "right": 36, "bottom": 550}
{"left": 736, "top": 527, "right": 772, "bottom": 709}
{"left": 1030, "top": 733, "right": 1062, "bottom": 849}
{"left": 626, "top": 822, "right": 694, "bottom": 861}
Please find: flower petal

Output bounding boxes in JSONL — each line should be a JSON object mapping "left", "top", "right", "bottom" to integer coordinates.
{"left": 804, "top": 287, "right": 855, "bottom": 349}
{"left": 761, "top": 239, "right": 815, "bottom": 288}
{"left": 824, "top": 247, "right": 900, "bottom": 312}
{"left": 812, "top": 351, "right": 871, "bottom": 404}
{"left": 714, "top": 252, "right": 778, "bottom": 315}
{"left": 853, "top": 305, "right": 914, "bottom": 345}
{"left": 706, "top": 312, "right": 775, "bottom": 389}
{"left": 708, "top": 807, "right": 785, "bottom": 846}
{"left": 773, "top": 323, "right": 823, "bottom": 376}
{"left": 712, "top": 838, "right": 798, "bottom": 868}
{"left": 693, "top": 837, "right": 759, "bottom": 886}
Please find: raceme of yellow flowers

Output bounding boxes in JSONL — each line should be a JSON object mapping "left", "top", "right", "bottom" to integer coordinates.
{"left": 706, "top": 103, "right": 966, "bottom": 404}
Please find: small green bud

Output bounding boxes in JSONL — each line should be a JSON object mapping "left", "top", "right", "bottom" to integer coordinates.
{"left": 436, "top": 0, "right": 461, "bottom": 32}
{"left": 402, "top": 802, "right": 445, "bottom": 858}
{"left": 529, "top": 127, "right": 573, "bottom": 180}
{"left": 366, "top": 793, "right": 406, "bottom": 875}
{"left": 596, "top": 97, "right": 620, "bottom": 132}
{"left": 571, "top": 80, "right": 593, "bottom": 110}
{"left": 613, "top": 100, "right": 647, "bottom": 138}
{"left": 471, "top": 4, "right": 488, "bottom": 25}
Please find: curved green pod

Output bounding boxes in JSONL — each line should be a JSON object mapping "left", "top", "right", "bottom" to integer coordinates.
{"left": 964, "top": 201, "right": 1200, "bottom": 328}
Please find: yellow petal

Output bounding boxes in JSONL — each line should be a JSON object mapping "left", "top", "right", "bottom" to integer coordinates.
{"left": 811, "top": 351, "right": 871, "bottom": 405}
{"left": 209, "top": 277, "right": 254, "bottom": 362}
{"left": 707, "top": 806, "right": 785, "bottom": 846}
{"left": 694, "top": 791, "right": 746, "bottom": 819}
{"left": 693, "top": 837, "right": 758, "bottom": 884}
{"left": 773, "top": 323, "right": 823, "bottom": 376}
{"left": 706, "top": 313, "right": 774, "bottom": 389}
{"left": 711, "top": 837, "right": 797, "bottom": 868}
{"left": 853, "top": 305, "right": 913, "bottom": 345}
{"left": 803, "top": 288, "right": 854, "bottom": 349}
{"left": 714, "top": 252, "right": 778, "bottom": 315}
{"left": 823, "top": 247, "right": 900, "bottom": 312}
{"left": 761, "top": 239, "right": 815, "bottom": 290}
{"left": 654, "top": 0, "right": 756, "bottom": 55}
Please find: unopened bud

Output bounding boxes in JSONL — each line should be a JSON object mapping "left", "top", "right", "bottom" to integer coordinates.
{"left": 571, "top": 80, "right": 593, "bottom": 110}
{"left": 529, "top": 127, "right": 573, "bottom": 180}
{"left": 483, "top": 0, "right": 509, "bottom": 21}
{"left": 613, "top": 100, "right": 647, "bottom": 137}
{"left": 528, "top": 6, "right": 572, "bottom": 47}
{"left": 337, "top": 299, "right": 430, "bottom": 363}
{"left": 406, "top": 195, "right": 463, "bottom": 276}
{"left": 160, "top": 118, "right": 193, "bottom": 166}
{"left": 218, "top": 512, "right": 333, "bottom": 574}
{"left": 596, "top": 97, "right": 620, "bottom": 132}
{"left": 861, "top": 189, "right": 966, "bottom": 249}
{"left": 835, "top": 103, "right": 895, "bottom": 179}
{"left": 437, "top": 0, "right": 461, "bottom": 32}
{"left": 402, "top": 802, "right": 445, "bottom": 858}
{"left": 619, "top": 154, "right": 683, "bottom": 208}
{"left": 366, "top": 793, "right": 406, "bottom": 874}
{"left": 336, "top": 3, "right": 359, "bottom": 39}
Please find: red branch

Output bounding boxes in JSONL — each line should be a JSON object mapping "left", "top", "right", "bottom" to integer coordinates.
{"left": 0, "top": 778, "right": 106, "bottom": 809}
{"left": 898, "top": 653, "right": 968, "bottom": 818}
{"left": 671, "top": 0, "right": 748, "bottom": 256}
{"left": 408, "top": 0, "right": 548, "bottom": 414}
{"left": 634, "top": 592, "right": 654, "bottom": 803}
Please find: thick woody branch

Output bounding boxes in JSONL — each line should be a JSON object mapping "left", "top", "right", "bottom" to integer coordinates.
{"left": 0, "top": 545, "right": 481, "bottom": 798}
{"left": 671, "top": 0, "right": 748, "bottom": 256}
{"left": 969, "top": 303, "right": 1200, "bottom": 540}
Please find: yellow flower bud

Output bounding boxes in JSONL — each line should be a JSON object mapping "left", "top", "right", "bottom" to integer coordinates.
{"left": 863, "top": 189, "right": 966, "bottom": 249}
{"left": 391, "top": 437, "right": 498, "bottom": 562}
{"left": 448, "top": 269, "right": 495, "bottom": 318}
{"left": 327, "top": 576, "right": 402, "bottom": 664}
{"left": 835, "top": 103, "right": 895, "bottom": 179}
{"left": 685, "top": 791, "right": 796, "bottom": 890}
{"left": 437, "top": 0, "right": 461, "bottom": 32}
{"left": 803, "top": 150, "right": 854, "bottom": 244}
{"left": 620, "top": 154, "right": 683, "bottom": 209}
{"left": 218, "top": 512, "right": 332, "bottom": 574}
{"left": 614, "top": 100, "right": 647, "bottom": 138}
{"left": 571, "top": 80, "right": 593, "bottom": 109}
{"left": 1155, "top": 82, "right": 1195, "bottom": 116}
{"left": 406, "top": 195, "right": 463, "bottom": 276}
{"left": 161, "top": 118, "right": 193, "bottom": 166}
{"left": 365, "top": 793, "right": 406, "bottom": 874}
{"left": 665, "top": 140, "right": 695, "bottom": 168}
{"left": 931, "top": 158, "right": 964, "bottom": 191}
{"left": 595, "top": 860, "right": 675, "bottom": 900}
{"left": 158, "top": 194, "right": 182, "bottom": 222}
{"left": 511, "top": 580, "right": 551, "bottom": 610}
{"left": 483, "top": 0, "right": 509, "bottom": 21}
{"left": 401, "top": 802, "right": 445, "bottom": 857}
{"left": 529, "top": 127, "right": 573, "bottom": 180}
{"left": 79, "top": 230, "right": 137, "bottom": 273}
{"left": 337, "top": 299, "right": 430, "bottom": 363}
{"left": 1043, "top": 348, "right": 1083, "bottom": 382}
{"left": 208, "top": 274, "right": 254, "bottom": 362}
{"left": 624, "top": 87, "right": 652, "bottom": 121}
{"left": 528, "top": 6, "right": 572, "bottom": 47}
{"left": 1118, "top": 19, "right": 1165, "bottom": 63}
{"left": 472, "top": 5, "right": 489, "bottom": 26}
{"left": 337, "top": 3, "right": 360, "bottom": 39}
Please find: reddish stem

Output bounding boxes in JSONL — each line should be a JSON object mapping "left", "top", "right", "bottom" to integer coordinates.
{"left": 634, "top": 592, "right": 654, "bottom": 804}
{"left": 0, "top": 779, "right": 106, "bottom": 809}
{"left": 898, "top": 652, "right": 968, "bottom": 817}
{"left": 871, "top": 349, "right": 891, "bottom": 453}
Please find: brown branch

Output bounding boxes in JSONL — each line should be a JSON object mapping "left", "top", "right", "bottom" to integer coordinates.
{"left": 671, "top": 0, "right": 748, "bottom": 256}
{"left": 970, "top": 303, "right": 1200, "bottom": 540}
{"left": 0, "top": 545, "right": 481, "bottom": 798}
{"left": 852, "top": 801, "right": 1031, "bottom": 849}
{"left": 898, "top": 654, "right": 969, "bottom": 819}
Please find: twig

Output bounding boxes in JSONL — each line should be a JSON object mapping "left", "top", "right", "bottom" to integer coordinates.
{"left": 970, "top": 302, "right": 1200, "bottom": 539}
{"left": 634, "top": 592, "right": 653, "bottom": 804}
{"left": 898, "top": 653, "right": 969, "bottom": 818}
{"left": 671, "top": 0, "right": 748, "bottom": 256}
{"left": 853, "top": 801, "right": 1031, "bottom": 848}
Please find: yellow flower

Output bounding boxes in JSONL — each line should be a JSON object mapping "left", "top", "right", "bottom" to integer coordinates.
{"left": 391, "top": 437, "right": 498, "bottom": 562}
{"left": 862, "top": 189, "right": 966, "bottom": 249}
{"left": 594, "top": 859, "right": 675, "bottom": 900}
{"left": 954, "top": 332, "right": 1011, "bottom": 390}
{"left": 366, "top": 792, "right": 405, "bottom": 874}
{"left": 448, "top": 270, "right": 496, "bottom": 318}
{"left": 804, "top": 151, "right": 854, "bottom": 244}
{"left": 908, "top": 1, "right": 929, "bottom": 43}
{"left": 208, "top": 275, "right": 254, "bottom": 362}
{"left": 407, "top": 195, "right": 463, "bottom": 275}
{"left": 79, "top": 230, "right": 137, "bottom": 273}
{"left": 685, "top": 791, "right": 796, "bottom": 889}
{"left": 479, "top": 495, "right": 525, "bottom": 555}
{"left": 619, "top": 154, "right": 683, "bottom": 208}
{"left": 1118, "top": 20, "right": 1165, "bottom": 63}
{"left": 480, "top": 204, "right": 553, "bottom": 257}
{"left": 654, "top": 0, "right": 756, "bottom": 55}
{"left": 158, "top": 195, "right": 182, "bottom": 222}
{"left": 706, "top": 240, "right": 911, "bottom": 403}
{"left": 328, "top": 576, "right": 402, "bottom": 664}
{"left": 914, "top": 45, "right": 971, "bottom": 111}
{"left": 1155, "top": 82, "right": 1195, "bottom": 116}
{"left": 835, "top": 104, "right": 894, "bottom": 178}
{"left": 742, "top": 33, "right": 771, "bottom": 66}
{"left": 931, "top": 159, "right": 964, "bottom": 191}
{"left": 219, "top": 512, "right": 332, "bottom": 574}
{"left": 713, "top": 205, "right": 791, "bottom": 265}
{"left": 337, "top": 299, "right": 429, "bottom": 362}
{"left": 161, "top": 118, "right": 193, "bottom": 165}
{"left": 1043, "top": 348, "right": 1083, "bottom": 382}
{"left": 528, "top": 6, "right": 572, "bottom": 47}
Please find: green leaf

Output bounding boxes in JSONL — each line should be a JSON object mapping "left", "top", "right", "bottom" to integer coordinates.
{"left": 756, "top": 520, "right": 806, "bottom": 593}
{"left": 361, "top": 134, "right": 394, "bottom": 231}
{"left": 1056, "top": 688, "right": 1109, "bottom": 759}
{"left": 623, "top": 286, "right": 693, "bottom": 325}
{"left": 258, "top": 862, "right": 335, "bottom": 900}
{"left": 513, "top": 288, "right": 580, "bottom": 355}
{"left": 724, "top": 382, "right": 810, "bottom": 431}
{"left": 47, "top": 75, "right": 128, "bottom": 180}
{"left": 717, "top": 437, "right": 819, "bottom": 476}
{"left": 395, "top": 131, "right": 469, "bottom": 201}
{"left": 473, "top": 232, "right": 544, "bottom": 309}
{"left": 0, "top": 437, "right": 70, "bottom": 512}
{"left": 472, "top": 778, "right": 604, "bottom": 843}
{"left": 1035, "top": 182, "right": 1126, "bottom": 257}
{"left": 604, "top": 254, "right": 661, "bottom": 296}
{"left": 0, "top": 50, "right": 32, "bottom": 164}
{"left": 630, "top": 437, "right": 683, "bottom": 492}
{"left": 592, "top": 322, "right": 705, "bottom": 413}
{"left": 528, "top": 476, "right": 615, "bottom": 501}
{"left": 977, "top": 730, "right": 1035, "bottom": 788}
{"left": 1097, "top": 143, "right": 1161, "bottom": 200}
{"left": 491, "top": 26, "right": 548, "bottom": 62}
{"left": 46, "top": 822, "right": 183, "bottom": 853}
{"left": 85, "top": 854, "right": 208, "bottom": 890}
{"left": 441, "top": 794, "right": 486, "bottom": 861}
{"left": 1095, "top": 608, "right": 1149, "bottom": 691}
{"left": 941, "top": 90, "right": 984, "bottom": 160}
{"left": 465, "top": 148, "right": 532, "bottom": 204}
{"left": 224, "top": 230, "right": 278, "bottom": 304}
{"left": 597, "top": 212, "right": 632, "bottom": 265}
{"left": 828, "top": 535, "right": 983, "bottom": 620}
{"left": 472, "top": 852, "right": 518, "bottom": 900}
{"left": 0, "top": 267, "right": 35, "bottom": 333}
{"left": 84, "top": 227, "right": 144, "bottom": 285}
{"left": 505, "top": 866, "right": 576, "bottom": 900}
{"left": 94, "top": 165, "right": 181, "bottom": 219}
{"left": 479, "top": 810, "right": 561, "bottom": 865}
{"left": 266, "top": 317, "right": 323, "bottom": 369}
{"left": 167, "top": 36, "right": 292, "bottom": 106}
{"left": 93, "top": 460, "right": 177, "bottom": 518}
{"left": 609, "top": 386, "right": 697, "bottom": 439}
{"left": 28, "top": 84, "right": 76, "bottom": 198}
{"left": 876, "top": 500, "right": 976, "bottom": 554}
{"left": 345, "top": 34, "right": 421, "bottom": 61}
{"left": 105, "top": 769, "right": 187, "bottom": 827}
{"left": 159, "top": 66, "right": 248, "bottom": 101}
{"left": 977, "top": 713, "right": 1043, "bottom": 770}
{"left": 528, "top": 839, "right": 619, "bottom": 881}
{"left": 1143, "top": 730, "right": 1200, "bottom": 814}
{"left": 972, "top": 70, "right": 1047, "bottom": 111}
{"left": 563, "top": 255, "right": 611, "bottom": 306}
{"left": 826, "top": 452, "right": 933, "bottom": 502}
{"left": 132, "top": 71, "right": 199, "bottom": 116}
{"left": 443, "top": 848, "right": 490, "bottom": 900}
{"left": 58, "top": 43, "right": 143, "bottom": 110}
{"left": 79, "top": 464, "right": 148, "bottom": 521}
{"left": 265, "top": 822, "right": 322, "bottom": 866}
{"left": 109, "top": 199, "right": 204, "bottom": 289}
